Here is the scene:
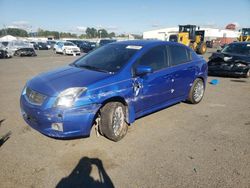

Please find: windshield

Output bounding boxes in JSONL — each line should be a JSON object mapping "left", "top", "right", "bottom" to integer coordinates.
{"left": 222, "top": 43, "right": 250, "bottom": 55}
{"left": 73, "top": 44, "right": 139, "bottom": 73}
{"left": 1, "top": 42, "right": 9, "bottom": 47}
{"left": 242, "top": 29, "right": 250, "bottom": 36}
{"left": 64, "top": 42, "right": 75, "bottom": 46}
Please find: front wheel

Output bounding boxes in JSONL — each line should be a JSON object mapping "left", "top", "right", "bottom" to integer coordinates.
{"left": 100, "top": 102, "right": 128, "bottom": 142}
{"left": 187, "top": 78, "right": 205, "bottom": 104}
{"left": 197, "top": 42, "right": 207, "bottom": 54}
{"left": 245, "top": 69, "right": 250, "bottom": 78}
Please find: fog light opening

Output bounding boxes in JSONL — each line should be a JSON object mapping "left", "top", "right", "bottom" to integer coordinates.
{"left": 51, "top": 123, "right": 63, "bottom": 132}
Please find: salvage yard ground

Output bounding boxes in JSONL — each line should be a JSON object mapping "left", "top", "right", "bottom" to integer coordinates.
{"left": 0, "top": 49, "right": 250, "bottom": 187}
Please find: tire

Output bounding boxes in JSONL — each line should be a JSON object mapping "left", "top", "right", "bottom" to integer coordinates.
{"left": 14, "top": 50, "right": 21, "bottom": 56}
{"left": 245, "top": 69, "right": 250, "bottom": 78}
{"left": 187, "top": 78, "right": 205, "bottom": 104}
{"left": 197, "top": 42, "right": 207, "bottom": 54}
{"left": 189, "top": 43, "right": 195, "bottom": 50}
{"left": 100, "top": 102, "right": 128, "bottom": 142}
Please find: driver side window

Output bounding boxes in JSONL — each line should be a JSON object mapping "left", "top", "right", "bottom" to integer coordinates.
{"left": 135, "top": 45, "right": 168, "bottom": 72}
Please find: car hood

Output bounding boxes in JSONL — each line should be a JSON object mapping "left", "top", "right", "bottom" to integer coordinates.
{"left": 28, "top": 65, "right": 111, "bottom": 96}
{"left": 64, "top": 46, "right": 79, "bottom": 50}
{"left": 210, "top": 52, "right": 250, "bottom": 63}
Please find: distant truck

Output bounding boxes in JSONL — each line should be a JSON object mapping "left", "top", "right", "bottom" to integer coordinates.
{"left": 238, "top": 28, "right": 250, "bottom": 42}
{"left": 169, "top": 25, "right": 207, "bottom": 54}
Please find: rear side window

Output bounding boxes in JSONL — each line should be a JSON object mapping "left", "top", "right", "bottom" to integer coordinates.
{"left": 137, "top": 45, "right": 168, "bottom": 71}
{"left": 169, "top": 45, "right": 190, "bottom": 66}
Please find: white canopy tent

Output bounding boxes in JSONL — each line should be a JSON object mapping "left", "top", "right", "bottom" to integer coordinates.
{"left": 0, "top": 35, "right": 17, "bottom": 41}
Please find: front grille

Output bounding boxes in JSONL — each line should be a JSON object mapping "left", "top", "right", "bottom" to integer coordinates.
{"left": 25, "top": 87, "right": 47, "bottom": 105}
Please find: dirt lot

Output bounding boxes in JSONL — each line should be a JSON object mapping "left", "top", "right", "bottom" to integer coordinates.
{"left": 0, "top": 49, "right": 250, "bottom": 188}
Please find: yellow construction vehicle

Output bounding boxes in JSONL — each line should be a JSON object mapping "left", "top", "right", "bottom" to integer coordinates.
{"left": 238, "top": 28, "right": 250, "bottom": 42}
{"left": 169, "top": 25, "right": 207, "bottom": 54}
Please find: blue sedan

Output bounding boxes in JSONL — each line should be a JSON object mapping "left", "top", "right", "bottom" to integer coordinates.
{"left": 20, "top": 40, "right": 207, "bottom": 141}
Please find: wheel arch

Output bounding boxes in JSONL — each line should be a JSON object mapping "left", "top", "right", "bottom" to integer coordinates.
{"left": 97, "top": 96, "right": 136, "bottom": 125}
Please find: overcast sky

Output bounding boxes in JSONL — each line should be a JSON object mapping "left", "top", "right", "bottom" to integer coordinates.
{"left": 0, "top": 0, "right": 250, "bottom": 34}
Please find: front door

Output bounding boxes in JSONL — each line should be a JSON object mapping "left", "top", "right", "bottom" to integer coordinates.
{"left": 132, "top": 45, "right": 174, "bottom": 114}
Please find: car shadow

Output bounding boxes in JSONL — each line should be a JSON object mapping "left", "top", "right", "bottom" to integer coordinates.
{"left": 0, "top": 119, "right": 12, "bottom": 147}
{"left": 56, "top": 157, "right": 114, "bottom": 188}
{"left": 230, "top": 79, "right": 247, "bottom": 83}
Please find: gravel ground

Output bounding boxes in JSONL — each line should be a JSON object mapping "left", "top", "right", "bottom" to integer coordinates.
{"left": 0, "top": 49, "right": 249, "bottom": 188}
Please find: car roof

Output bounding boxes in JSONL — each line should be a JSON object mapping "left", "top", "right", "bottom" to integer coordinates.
{"left": 114, "top": 40, "right": 182, "bottom": 48}
{"left": 229, "top": 42, "right": 250, "bottom": 45}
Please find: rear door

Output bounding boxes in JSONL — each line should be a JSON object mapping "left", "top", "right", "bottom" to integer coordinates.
{"left": 168, "top": 45, "right": 196, "bottom": 98}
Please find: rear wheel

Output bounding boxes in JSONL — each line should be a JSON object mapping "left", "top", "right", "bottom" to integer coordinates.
{"left": 188, "top": 78, "right": 205, "bottom": 104}
{"left": 100, "top": 102, "right": 128, "bottom": 142}
{"left": 197, "top": 42, "right": 207, "bottom": 54}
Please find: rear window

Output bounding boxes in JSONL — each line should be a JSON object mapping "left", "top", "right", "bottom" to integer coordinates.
{"left": 169, "top": 45, "right": 190, "bottom": 66}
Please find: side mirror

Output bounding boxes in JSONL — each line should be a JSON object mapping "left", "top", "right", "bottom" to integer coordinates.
{"left": 216, "top": 49, "right": 221, "bottom": 52}
{"left": 135, "top": 65, "right": 153, "bottom": 76}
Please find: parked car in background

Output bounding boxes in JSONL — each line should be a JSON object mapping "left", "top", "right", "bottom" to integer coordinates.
{"left": 0, "top": 47, "right": 10, "bottom": 58}
{"left": 78, "top": 41, "right": 93, "bottom": 53}
{"left": 53, "top": 41, "right": 60, "bottom": 50}
{"left": 47, "top": 40, "right": 56, "bottom": 49}
{"left": 29, "top": 41, "right": 38, "bottom": 49}
{"left": 36, "top": 42, "right": 49, "bottom": 50}
{"left": 90, "top": 42, "right": 97, "bottom": 49}
{"left": 1, "top": 40, "right": 36, "bottom": 57}
{"left": 67, "top": 40, "right": 93, "bottom": 53}
{"left": 208, "top": 42, "right": 250, "bottom": 78}
{"left": 14, "top": 48, "right": 37, "bottom": 57}
{"left": 99, "top": 39, "right": 117, "bottom": 47}
{"left": 20, "top": 40, "right": 207, "bottom": 141}
{"left": 54, "top": 41, "right": 81, "bottom": 55}
{"left": 0, "top": 42, "right": 12, "bottom": 58}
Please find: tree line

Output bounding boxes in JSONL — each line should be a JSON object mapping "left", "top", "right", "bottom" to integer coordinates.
{"left": 0, "top": 28, "right": 28, "bottom": 37}
{"left": 0, "top": 27, "right": 142, "bottom": 39}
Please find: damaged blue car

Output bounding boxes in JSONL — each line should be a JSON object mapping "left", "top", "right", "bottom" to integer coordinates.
{"left": 20, "top": 40, "right": 207, "bottom": 141}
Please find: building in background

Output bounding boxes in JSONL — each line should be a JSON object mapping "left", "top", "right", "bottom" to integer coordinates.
{"left": 143, "top": 25, "right": 240, "bottom": 45}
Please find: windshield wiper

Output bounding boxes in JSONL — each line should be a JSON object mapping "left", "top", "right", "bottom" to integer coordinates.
{"left": 76, "top": 64, "right": 112, "bottom": 73}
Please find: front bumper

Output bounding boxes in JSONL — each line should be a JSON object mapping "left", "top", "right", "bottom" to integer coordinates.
{"left": 20, "top": 95, "right": 101, "bottom": 138}
{"left": 65, "top": 49, "right": 80, "bottom": 55}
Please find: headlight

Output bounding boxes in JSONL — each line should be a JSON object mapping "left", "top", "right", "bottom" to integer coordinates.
{"left": 54, "top": 87, "right": 87, "bottom": 107}
{"left": 236, "top": 63, "right": 246, "bottom": 67}
{"left": 22, "top": 85, "right": 27, "bottom": 95}
{"left": 223, "top": 56, "right": 232, "bottom": 62}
